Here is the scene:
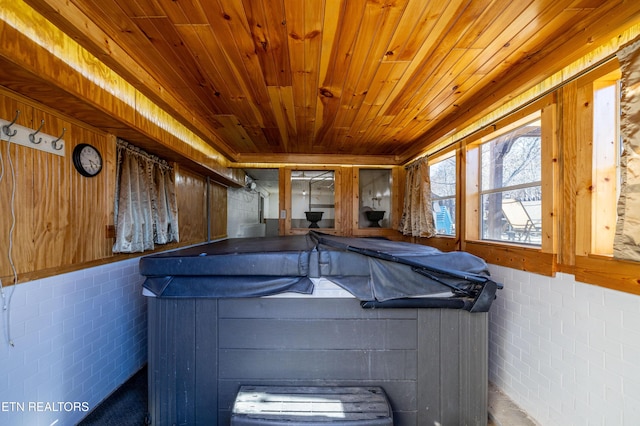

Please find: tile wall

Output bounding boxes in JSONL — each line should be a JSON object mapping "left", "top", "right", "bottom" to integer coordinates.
{"left": 488, "top": 266, "right": 640, "bottom": 426}
{"left": 0, "top": 258, "right": 147, "bottom": 426}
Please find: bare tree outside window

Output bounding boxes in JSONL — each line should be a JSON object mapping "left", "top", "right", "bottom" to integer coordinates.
{"left": 480, "top": 119, "right": 542, "bottom": 244}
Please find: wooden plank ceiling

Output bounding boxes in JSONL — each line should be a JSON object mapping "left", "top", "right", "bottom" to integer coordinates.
{"left": 22, "top": 0, "right": 640, "bottom": 165}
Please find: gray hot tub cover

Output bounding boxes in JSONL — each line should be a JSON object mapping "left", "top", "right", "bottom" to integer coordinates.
{"left": 139, "top": 231, "right": 500, "bottom": 312}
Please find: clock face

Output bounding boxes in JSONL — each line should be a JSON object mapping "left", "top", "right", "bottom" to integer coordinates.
{"left": 73, "top": 144, "right": 103, "bottom": 177}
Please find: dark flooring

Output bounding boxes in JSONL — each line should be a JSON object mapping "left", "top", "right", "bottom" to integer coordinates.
{"left": 77, "top": 367, "right": 499, "bottom": 425}
{"left": 77, "top": 366, "right": 148, "bottom": 426}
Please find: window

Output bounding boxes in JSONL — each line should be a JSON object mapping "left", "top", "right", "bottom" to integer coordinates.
{"left": 358, "top": 169, "right": 391, "bottom": 228}
{"left": 462, "top": 97, "right": 554, "bottom": 274}
{"left": 591, "top": 76, "right": 621, "bottom": 255}
{"left": 572, "top": 45, "right": 640, "bottom": 292}
{"left": 429, "top": 154, "right": 456, "bottom": 236}
{"left": 478, "top": 117, "right": 542, "bottom": 245}
{"left": 290, "top": 170, "right": 335, "bottom": 229}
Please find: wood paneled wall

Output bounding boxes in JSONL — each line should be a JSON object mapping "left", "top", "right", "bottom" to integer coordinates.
{"left": 0, "top": 89, "right": 223, "bottom": 285}
{"left": 209, "top": 181, "right": 228, "bottom": 240}
{"left": 175, "top": 166, "right": 207, "bottom": 244}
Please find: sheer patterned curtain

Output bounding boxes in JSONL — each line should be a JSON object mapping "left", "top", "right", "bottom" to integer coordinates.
{"left": 614, "top": 36, "right": 640, "bottom": 261}
{"left": 113, "top": 139, "right": 179, "bottom": 253}
{"left": 399, "top": 158, "right": 435, "bottom": 237}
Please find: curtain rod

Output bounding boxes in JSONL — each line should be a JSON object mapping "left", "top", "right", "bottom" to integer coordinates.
{"left": 117, "top": 138, "right": 172, "bottom": 170}
{"left": 410, "top": 53, "right": 618, "bottom": 167}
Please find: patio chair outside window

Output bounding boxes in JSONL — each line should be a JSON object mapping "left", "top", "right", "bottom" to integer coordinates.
{"left": 501, "top": 198, "right": 540, "bottom": 242}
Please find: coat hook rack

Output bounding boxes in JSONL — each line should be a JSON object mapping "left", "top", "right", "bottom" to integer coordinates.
{"left": 2, "top": 110, "right": 20, "bottom": 137}
{"left": 0, "top": 111, "right": 65, "bottom": 157}
{"left": 51, "top": 128, "right": 65, "bottom": 151}
{"left": 29, "top": 120, "right": 45, "bottom": 144}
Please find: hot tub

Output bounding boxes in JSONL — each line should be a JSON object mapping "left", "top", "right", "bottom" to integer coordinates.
{"left": 140, "top": 232, "right": 500, "bottom": 425}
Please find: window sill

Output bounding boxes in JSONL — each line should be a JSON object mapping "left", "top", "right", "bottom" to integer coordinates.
{"left": 423, "top": 235, "right": 459, "bottom": 252}
{"left": 463, "top": 240, "right": 556, "bottom": 276}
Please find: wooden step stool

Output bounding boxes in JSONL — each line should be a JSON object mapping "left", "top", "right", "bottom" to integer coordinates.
{"left": 231, "top": 386, "right": 394, "bottom": 425}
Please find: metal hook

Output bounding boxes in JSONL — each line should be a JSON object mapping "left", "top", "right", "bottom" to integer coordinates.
{"left": 51, "top": 128, "right": 65, "bottom": 151}
{"left": 28, "top": 119, "right": 45, "bottom": 144}
{"left": 2, "top": 110, "right": 20, "bottom": 137}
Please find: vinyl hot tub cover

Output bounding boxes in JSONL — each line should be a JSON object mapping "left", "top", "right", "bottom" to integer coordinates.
{"left": 139, "top": 231, "right": 501, "bottom": 312}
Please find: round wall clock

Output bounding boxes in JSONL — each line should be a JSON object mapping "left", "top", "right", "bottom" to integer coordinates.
{"left": 72, "top": 143, "right": 103, "bottom": 177}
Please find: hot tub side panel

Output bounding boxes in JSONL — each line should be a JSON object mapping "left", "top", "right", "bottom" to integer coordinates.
{"left": 147, "top": 298, "right": 488, "bottom": 426}
{"left": 147, "top": 298, "right": 220, "bottom": 425}
{"left": 417, "top": 308, "right": 489, "bottom": 425}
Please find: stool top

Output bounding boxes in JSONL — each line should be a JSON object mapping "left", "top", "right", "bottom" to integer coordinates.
{"left": 231, "top": 386, "right": 393, "bottom": 425}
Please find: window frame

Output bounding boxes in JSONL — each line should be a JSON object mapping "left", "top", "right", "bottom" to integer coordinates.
{"left": 477, "top": 116, "right": 542, "bottom": 246}
{"left": 461, "top": 95, "right": 558, "bottom": 276}
{"left": 356, "top": 168, "right": 392, "bottom": 230}
{"left": 429, "top": 150, "right": 458, "bottom": 238}
{"left": 351, "top": 166, "right": 401, "bottom": 237}
{"left": 572, "top": 61, "right": 640, "bottom": 293}
{"left": 284, "top": 166, "right": 342, "bottom": 235}
{"left": 576, "top": 67, "right": 622, "bottom": 257}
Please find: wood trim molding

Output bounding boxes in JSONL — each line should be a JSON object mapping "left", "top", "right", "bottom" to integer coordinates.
{"left": 575, "top": 255, "right": 640, "bottom": 296}
{"left": 463, "top": 241, "right": 557, "bottom": 277}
